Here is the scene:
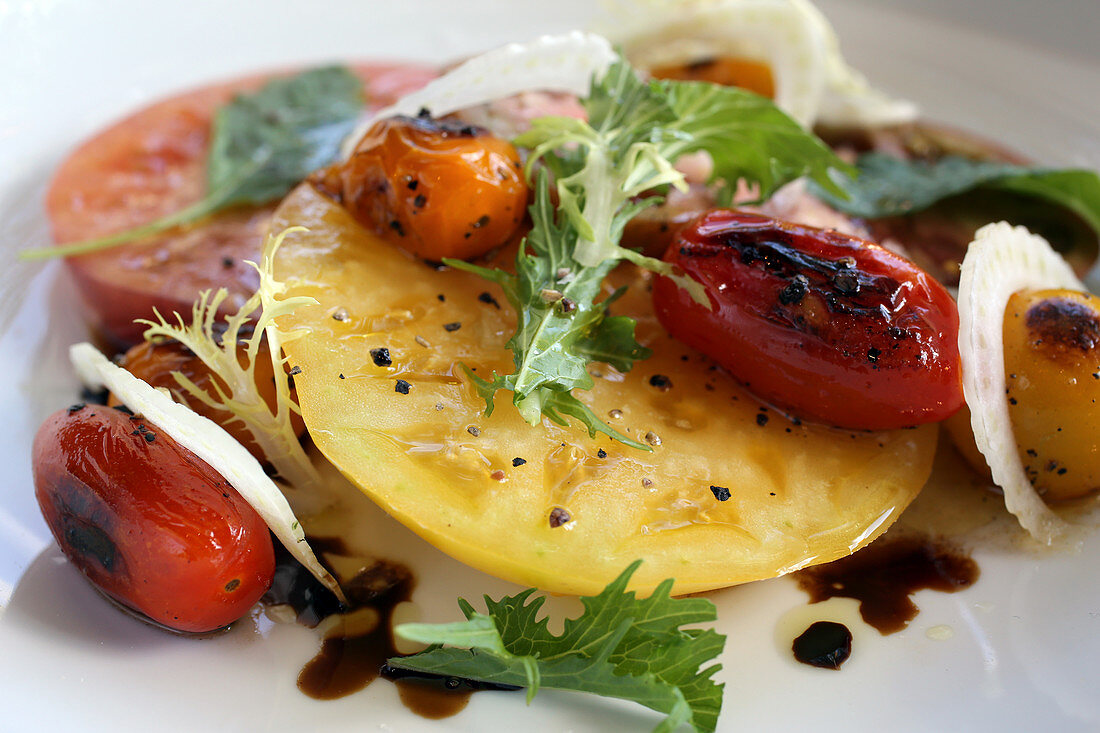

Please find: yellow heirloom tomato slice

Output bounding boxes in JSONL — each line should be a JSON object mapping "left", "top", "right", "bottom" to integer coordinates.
{"left": 270, "top": 183, "right": 938, "bottom": 595}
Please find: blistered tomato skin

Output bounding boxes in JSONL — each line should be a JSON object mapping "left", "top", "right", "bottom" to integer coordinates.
{"left": 653, "top": 210, "right": 963, "bottom": 430}
{"left": 32, "top": 404, "right": 275, "bottom": 633}
{"left": 325, "top": 113, "right": 529, "bottom": 260}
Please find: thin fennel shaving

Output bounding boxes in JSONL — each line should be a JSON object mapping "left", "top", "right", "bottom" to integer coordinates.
{"left": 138, "top": 227, "right": 321, "bottom": 491}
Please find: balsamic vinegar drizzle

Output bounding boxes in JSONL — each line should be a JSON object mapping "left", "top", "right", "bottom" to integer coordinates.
{"left": 794, "top": 534, "right": 979, "bottom": 635}
{"left": 264, "top": 537, "right": 518, "bottom": 719}
{"left": 792, "top": 621, "right": 852, "bottom": 670}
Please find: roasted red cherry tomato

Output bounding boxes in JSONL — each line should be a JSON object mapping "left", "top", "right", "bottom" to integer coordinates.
{"left": 32, "top": 404, "right": 275, "bottom": 633}
{"left": 653, "top": 210, "right": 963, "bottom": 430}
{"left": 322, "top": 112, "right": 528, "bottom": 260}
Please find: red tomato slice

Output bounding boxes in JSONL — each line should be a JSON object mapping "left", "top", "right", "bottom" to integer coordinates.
{"left": 653, "top": 210, "right": 963, "bottom": 430}
{"left": 46, "top": 63, "right": 436, "bottom": 350}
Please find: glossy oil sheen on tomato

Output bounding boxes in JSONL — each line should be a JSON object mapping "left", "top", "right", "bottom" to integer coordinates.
{"left": 268, "top": 184, "right": 938, "bottom": 596}
{"left": 654, "top": 210, "right": 962, "bottom": 430}
{"left": 32, "top": 404, "right": 274, "bottom": 632}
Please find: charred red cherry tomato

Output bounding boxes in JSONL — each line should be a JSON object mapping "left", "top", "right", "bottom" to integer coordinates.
{"left": 321, "top": 112, "right": 528, "bottom": 260}
{"left": 653, "top": 210, "right": 963, "bottom": 430}
{"left": 32, "top": 404, "right": 275, "bottom": 633}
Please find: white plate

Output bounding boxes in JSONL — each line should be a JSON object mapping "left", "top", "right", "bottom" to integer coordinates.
{"left": 2, "top": 1, "right": 1099, "bottom": 731}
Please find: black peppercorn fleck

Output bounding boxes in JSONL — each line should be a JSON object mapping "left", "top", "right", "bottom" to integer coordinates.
{"left": 370, "top": 347, "right": 392, "bottom": 367}
{"left": 395, "top": 379, "right": 411, "bottom": 394}
{"left": 649, "top": 374, "right": 673, "bottom": 391}
{"left": 709, "top": 485, "right": 731, "bottom": 501}
{"left": 548, "top": 507, "right": 571, "bottom": 528}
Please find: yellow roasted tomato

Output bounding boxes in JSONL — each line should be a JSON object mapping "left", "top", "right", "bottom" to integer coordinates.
{"left": 270, "top": 183, "right": 938, "bottom": 595}
{"left": 1003, "top": 288, "right": 1100, "bottom": 501}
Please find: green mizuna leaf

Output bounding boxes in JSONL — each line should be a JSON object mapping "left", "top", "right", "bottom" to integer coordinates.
{"left": 447, "top": 173, "right": 651, "bottom": 450}
{"left": 462, "top": 58, "right": 849, "bottom": 445}
{"left": 811, "top": 152, "right": 1100, "bottom": 235}
{"left": 25, "top": 66, "right": 365, "bottom": 260}
{"left": 388, "top": 561, "right": 726, "bottom": 733}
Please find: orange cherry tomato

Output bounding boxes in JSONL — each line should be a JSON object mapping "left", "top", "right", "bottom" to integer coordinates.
{"left": 328, "top": 113, "right": 528, "bottom": 260}
{"left": 32, "top": 404, "right": 275, "bottom": 633}
{"left": 653, "top": 210, "right": 963, "bottom": 430}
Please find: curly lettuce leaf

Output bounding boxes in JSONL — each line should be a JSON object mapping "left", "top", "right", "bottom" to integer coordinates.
{"left": 137, "top": 227, "right": 321, "bottom": 491}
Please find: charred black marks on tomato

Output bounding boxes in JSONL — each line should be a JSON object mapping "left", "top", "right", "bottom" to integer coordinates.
{"left": 403, "top": 112, "right": 484, "bottom": 140}
{"left": 477, "top": 291, "right": 501, "bottom": 309}
{"left": 684, "top": 226, "right": 928, "bottom": 366}
{"left": 794, "top": 534, "right": 978, "bottom": 634}
{"left": 792, "top": 621, "right": 852, "bottom": 670}
{"left": 1026, "top": 297, "right": 1100, "bottom": 353}
{"left": 62, "top": 515, "right": 118, "bottom": 572}
{"left": 715, "top": 230, "right": 901, "bottom": 319}
{"left": 778, "top": 274, "right": 809, "bottom": 305}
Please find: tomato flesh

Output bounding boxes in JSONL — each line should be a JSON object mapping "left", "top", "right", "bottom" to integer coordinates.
{"left": 32, "top": 404, "right": 275, "bottom": 633}
{"left": 653, "top": 210, "right": 963, "bottom": 430}
{"left": 47, "top": 63, "right": 436, "bottom": 349}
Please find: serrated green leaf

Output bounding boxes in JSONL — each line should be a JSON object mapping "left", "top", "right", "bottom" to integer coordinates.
{"left": 388, "top": 561, "right": 726, "bottom": 733}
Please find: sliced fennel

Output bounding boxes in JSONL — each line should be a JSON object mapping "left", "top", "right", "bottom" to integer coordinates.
{"left": 137, "top": 227, "right": 321, "bottom": 492}
{"left": 70, "top": 342, "right": 343, "bottom": 599}
{"left": 957, "top": 222, "right": 1083, "bottom": 544}
{"left": 601, "top": 0, "right": 917, "bottom": 128}
{"left": 341, "top": 32, "right": 617, "bottom": 157}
